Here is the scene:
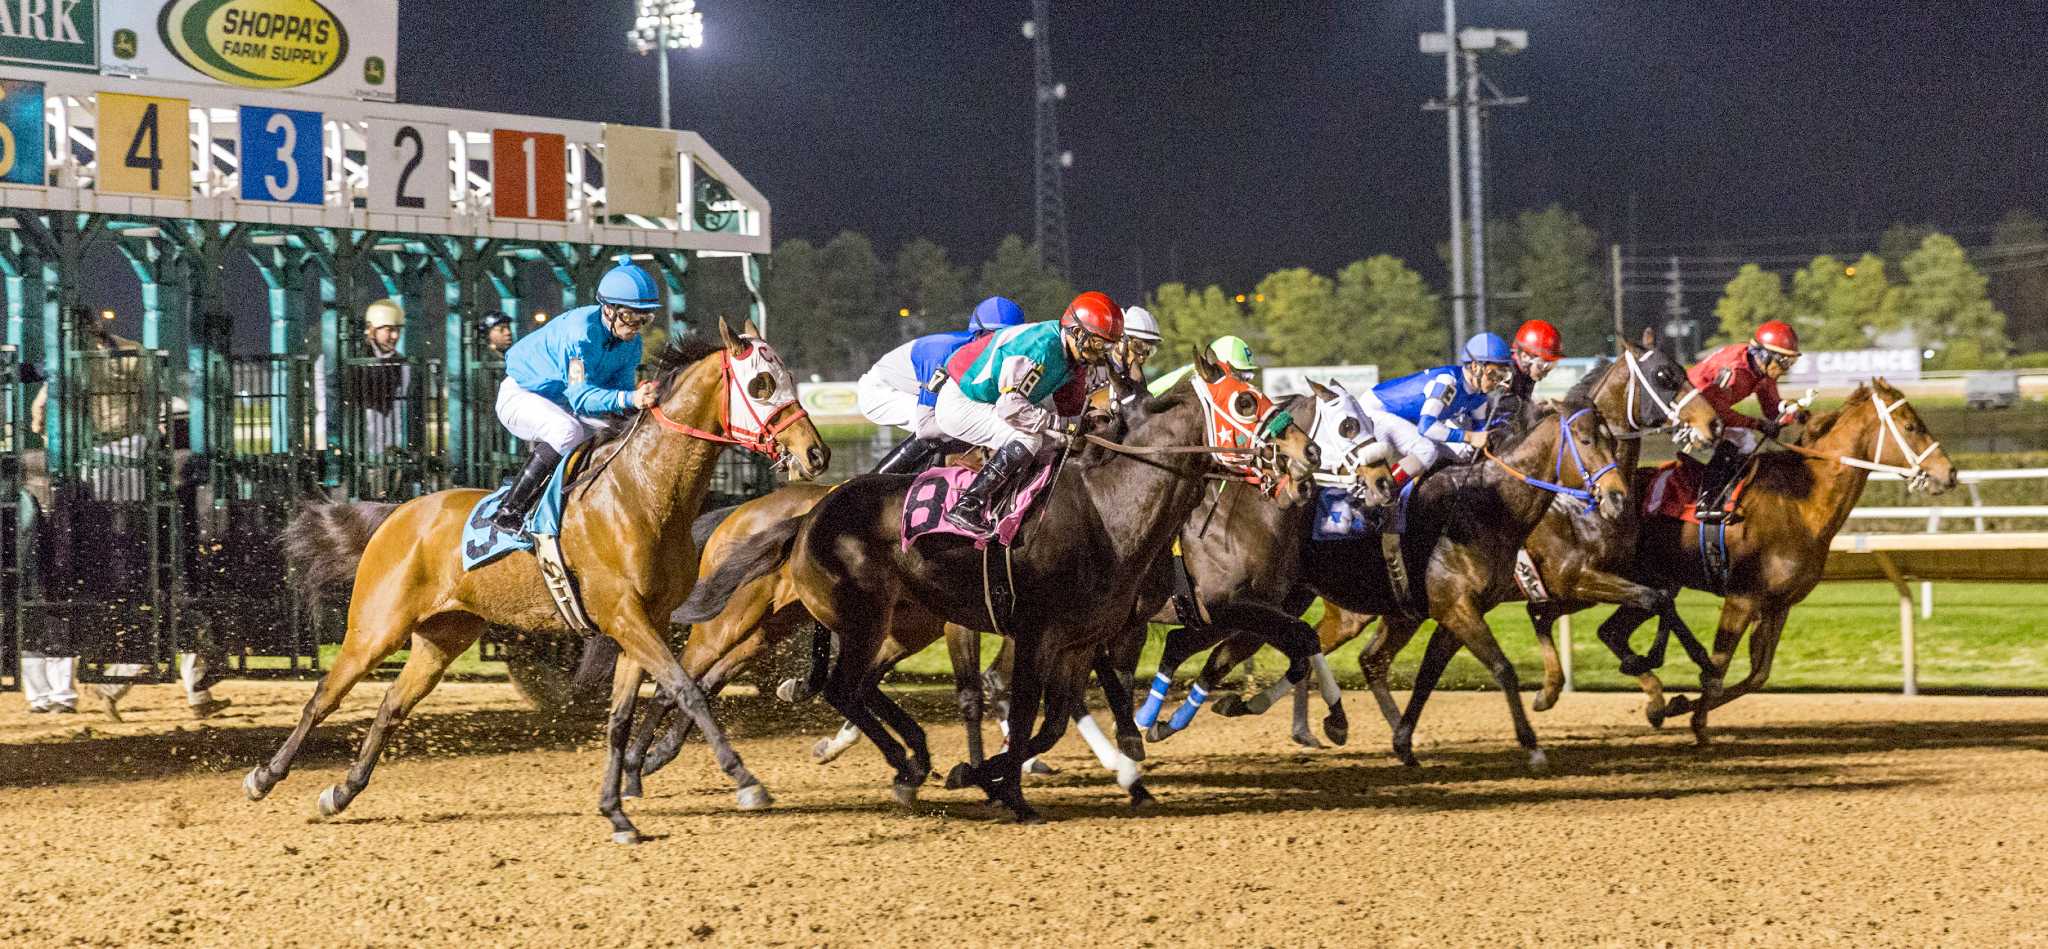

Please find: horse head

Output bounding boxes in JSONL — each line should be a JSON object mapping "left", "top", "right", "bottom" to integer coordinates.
{"left": 1499, "top": 398, "right": 1630, "bottom": 521}
{"left": 650, "top": 320, "right": 830, "bottom": 479}
{"left": 1614, "top": 328, "right": 1719, "bottom": 451}
{"left": 1304, "top": 379, "right": 1394, "bottom": 506}
{"left": 1804, "top": 378, "right": 1957, "bottom": 494}
{"left": 1189, "top": 345, "right": 1318, "bottom": 507}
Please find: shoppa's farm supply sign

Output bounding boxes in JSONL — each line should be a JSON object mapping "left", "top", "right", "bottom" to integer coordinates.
{"left": 100, "top": 0, "right": 396, "bottom": 102}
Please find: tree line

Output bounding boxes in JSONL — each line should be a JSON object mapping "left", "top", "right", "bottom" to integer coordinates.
{"left": 686, "top": 205, "right": 2044, "bottom": 381}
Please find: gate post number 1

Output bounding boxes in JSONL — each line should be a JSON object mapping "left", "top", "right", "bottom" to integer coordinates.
{"left": 98, "top": 92, "right": 193, "bottom": 199}
{"left": 490, "top": 129, "right": 567, "bottom": 221}
{"left": 237, "top": 105, "right": 325, "bottom": 205}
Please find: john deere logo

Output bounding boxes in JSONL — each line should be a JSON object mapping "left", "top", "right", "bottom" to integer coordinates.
{"left": 113, "top": 30, "right": 139, "bottom": 60}
{"left": 159, "top": 0, "right": 349, "bottom": 89}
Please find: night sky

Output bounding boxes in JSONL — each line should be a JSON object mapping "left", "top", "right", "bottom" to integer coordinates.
{"left": 395, "top": 0, "right": 2048, "bottom": 296}
{"left": 81, "top": 1, "right": 2048, "bottom": 347}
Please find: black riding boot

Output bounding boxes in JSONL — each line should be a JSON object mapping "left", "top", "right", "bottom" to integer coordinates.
{"left": 1693, "top": 441, "right": 1748, "bottom": 524}
{"left": 872, "top": 436, "right": 946, "bottom": 475}
{"left": 945, "top": 442, "right": 1033, "bottom": 534}
{"left": 492, "top": 444, "right": 562, "bottom": 532}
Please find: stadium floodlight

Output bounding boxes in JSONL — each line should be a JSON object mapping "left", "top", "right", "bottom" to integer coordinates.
{"left": 627, "top": 0, "right": 706, "bottom": 129}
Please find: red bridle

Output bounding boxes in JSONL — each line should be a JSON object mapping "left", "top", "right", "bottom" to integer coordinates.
{"left": 647, "top": 348, "right": 809, "bottom": 461}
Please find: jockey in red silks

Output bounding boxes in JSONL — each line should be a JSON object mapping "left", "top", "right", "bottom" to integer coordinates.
{"left": 1686, "top": 319, "right": 1807, "bottom": 523}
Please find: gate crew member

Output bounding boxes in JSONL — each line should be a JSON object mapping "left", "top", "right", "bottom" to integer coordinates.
{"left": 1358, "top": 332, "right": 1516, "bottom": 487}
{"left": 1147, "top": 335, "right": 1257, "bottom": 397}
{"left": 859, "top": 296, "right": 1026, "bottom": 475}
{"left": 491, "top": 263, "right": 662, "bottom": 531}
{"left": 479, "top": 311, "right": 516, "bottom": 356}
{"left": 935, "top": 291, "right": 1124, "bottom": 532}
{"left": 1688, "top": 319, "right": 1806, "bottom": 523}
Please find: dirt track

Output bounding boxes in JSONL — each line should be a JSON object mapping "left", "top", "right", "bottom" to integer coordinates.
{"left": 3, "top": 681, "right": 2046, "bottom": 946}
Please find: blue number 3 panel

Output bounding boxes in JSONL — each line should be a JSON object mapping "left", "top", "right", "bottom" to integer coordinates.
{"left": 238, "top": 105, "right": 323, "bottom": 204}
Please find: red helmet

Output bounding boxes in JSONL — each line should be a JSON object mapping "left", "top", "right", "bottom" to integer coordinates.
{"left": 1061, "top": 291, "right": 1124, "bottom": 341}
{"left": 1512, "top": 319, "right": 1563, "bottom": 361}
{"left": 1753, "top": 320, "right": 1801, "bottom": 357}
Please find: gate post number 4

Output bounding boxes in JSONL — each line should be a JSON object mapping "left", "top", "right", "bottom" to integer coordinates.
{"left": 238, "top": 105, "right": 325, "bottom": 205}
{"left": 490, "top": 129, "right": 567, "bottom": 222}
{"left": 98, "top": 92, "right": 193, "bottom": 199}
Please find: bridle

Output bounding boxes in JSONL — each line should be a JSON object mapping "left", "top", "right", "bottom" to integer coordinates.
{"left": 1618, "top": 349, "right": 1704, "bottom": 448}
{"left": 1192, "top": 374, "right": 1300, "bottom": 497}
{"left": 648, "top": 341, "right": 809, "bottom": 466}
{"left": 1304, "top": 386, "right": 1390, "bottom": 498}
{"left": 1784, "top": 393, "right": 1940, "bottom": 492}
{"left": 1482, "top": 407, "right": 1617, "bottom": 516}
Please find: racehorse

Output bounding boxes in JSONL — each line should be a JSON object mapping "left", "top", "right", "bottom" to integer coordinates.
{"left": 246, "top": 322, "right": 829, "bottom": 844}
{"left": 671, "top": 348, "right": 1322, "bottom": 822}
{"left": 1582, "top": 378, "right": 1956, "bottom": 742}
{"left": 1304, "top": 388, "right": 1630, "bottom": 768}
{"left": 1271, "top": 334, "right": 1721, "bottom": 737}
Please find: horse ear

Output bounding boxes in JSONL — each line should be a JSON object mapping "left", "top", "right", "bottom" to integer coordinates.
{"left": 1193, "top": 345, "right": 1224, "bottom": 384}
{"left": 1640, "top": 326, "right": 1656, "bottom": 350}
{"left": 742, "top": 318, "right": 762, "bottom": 339}
{"left": 718, "top": 317, "right": 742, "bottom": 354}
{"left": 1308, "top": 379, "right": 1335, "bottom": 400}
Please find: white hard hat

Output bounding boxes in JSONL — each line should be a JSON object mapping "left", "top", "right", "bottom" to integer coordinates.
{"left": 364, "top": 298, "right": 405, "bottom": 329}
{"left": 1121, "top": 304, "right": 1162, "bottom": 341}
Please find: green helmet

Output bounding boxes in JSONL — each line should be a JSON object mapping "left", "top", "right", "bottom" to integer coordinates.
{"left": 1209, "top": 335, "right": 1257, "bottom": 372}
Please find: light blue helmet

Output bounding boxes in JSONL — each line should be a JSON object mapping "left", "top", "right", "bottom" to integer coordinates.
{"left": 1459, "top": 332, "right": 1513, "bottom": 365}
{"left": 969, "top": 296, "right": 1025, "bottom": 332}
{"left": 596, "top": 263, "right": 661, "bottom": 310}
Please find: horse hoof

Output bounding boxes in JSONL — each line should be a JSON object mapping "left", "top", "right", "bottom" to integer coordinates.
{"left": 1290, "top": 730, "right": 1324, "bottom": 750}
{"left": 1023, "top": 757, "right": 1056, "bottom": 777}
{"left": 1527, "top": 748, "right": 1550, "bottom": 773}
{"left": 1013, "top": 808, "right": 1047, "bottom": 826}
{"left": 1532, "top": 693, "right": 1557, "bottom": 713}
{"left": 316, "top": 785, "right": 346, "bottom": 818}
{"left": 1645, "top": 705, "right": 1668, "bottom": 729}
{"left": 892, "top": 781, "right": 921, "bottom": 808}
{"left": 1145, "top": 722, "right": 1175, "bottom": 743}
{"left": 1691, "top": 726, "right": 1713, "bottom": 748}
{"left": 1211, "top": 693, "right": 1247, "bottom": 717}
{"left": 775, "top": 678, "right": 810, "bottom": 704}
{"left": 811, "top": 737, "right": 844, "bottom": 764}
{"left": 1394, "top": 745, "right": 1419, "bottom": 768}
{"left": 1662, "top": 696, "right": 1693, "bottom": 719}
{"left": 243, "top": 768, "right": 270, "bottom": 802}
{"left": 944, "top": 762, "right": 977, "bottom": 791}
{"left": 1323, "top": 715, "right": 1349, "bottom": 747}
{"left": 1118, "top": 734, "right": 1147, "bottom": 763}
{"left": 611, "top": 830, "right": 642, "bottom": 845}
{"left": 736, "top": 784, "right": 774, "bottom": 812}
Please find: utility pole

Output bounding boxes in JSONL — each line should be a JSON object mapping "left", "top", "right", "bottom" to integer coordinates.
{"left": 1428, "top": 1, "right": 1467, "bottom": 350}
{"left": 1663, "top": 254, "right": 1696, "bottom": 361}
{"left": 1024, "top": 2, "right": 1072, "bottom": 279}
{"left": 1424, "top": 17, "right": 1526, "bottom": 347}
{"left": 627, "top": 0, "right": 705, "bottom": 130}
{"left": 1610, "top": 243, "right": 1625, "bottom": 355}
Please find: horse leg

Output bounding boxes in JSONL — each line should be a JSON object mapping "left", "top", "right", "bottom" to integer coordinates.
{"left": 1693, "top": 603, "right": 1787, "bottom": 743}
{"left": 1358, "top": 614, "right": 1423, "bottom": 731}
{"left": 1144, "top": 626, "right": 1228, "bottom": 740}
{"left": 1660, "top": 596, "right": 1760, "bottom": 737}
{"left": 1594, "top": 604, "right": 1674, "bottom": 724}
{"left": 598, "top": 653, "right": 649, "bottom": 842}
{"left": 1391, "top": 624, "right": 1458, "bottom": 767}
{"left": 777, "top": 619, "right": 833, "bottom": 703}
{"left": 972, "top": 633, "right": 1045, "bottom": 824}
{"left": 607, "top": 607, "right": 769, "bottom": 814}
{"left": 619, "top": 662, "right": 659, "bottom": 799}
{"left": 945, "top": 624, "right": 987, "bottom": 768}
{"left": 1526, "top": 603, "right": 1566, "bottom": 713}
{"left": 1153, "top": 638, "right": 1232, "bottom": 740}
{"left": 1099, "top": 628, "right": 1148, "bottom": 763}
{"left": 1076, "top": 647, "right": 1150, "bottom": 807}
{"left": 1204, "top": 602, "right": 1343, "bottom": 744}
{"left": 1439, "top": 603, "right": 1548, "bottom": 771}
{"left": 862, "top": 665, "right": 932, "bottom": 787}
{"left": 245, "top": 602, "right": 417, "bottom": 802}
{"left": 316, "top": 613, "right": 481, "bottom": 818}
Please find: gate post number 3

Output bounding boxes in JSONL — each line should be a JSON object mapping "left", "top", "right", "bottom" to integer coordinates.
{"left": 238, "top": 105, "right": 325, "bottom": 205}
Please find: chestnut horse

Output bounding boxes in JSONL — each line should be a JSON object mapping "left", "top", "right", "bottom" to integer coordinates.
{"left": 246, "top": 322, "right": 829, "bottom": 843}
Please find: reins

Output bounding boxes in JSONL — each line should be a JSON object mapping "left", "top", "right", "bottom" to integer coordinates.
{"left": 1480, "top": 407, "right": 1615, "bottom": 515}
{"left": 1769, "top": 393, "right": 1939, "bottom": 490}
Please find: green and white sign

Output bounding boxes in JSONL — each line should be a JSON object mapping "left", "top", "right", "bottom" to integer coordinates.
{"left": 0, "top": 0, "right": 98, "bottom": 72}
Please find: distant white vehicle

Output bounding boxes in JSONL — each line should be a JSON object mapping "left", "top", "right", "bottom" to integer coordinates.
{"left": 1965, "top": 370, "right": 2020, "bottom": 410}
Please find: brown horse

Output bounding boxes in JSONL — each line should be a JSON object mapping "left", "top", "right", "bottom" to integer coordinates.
{"left": 246, "top": 321, "right": 829, "bottom": 843}
{"left": 1586, "top": 379, "right": 1957, "bottom": 742}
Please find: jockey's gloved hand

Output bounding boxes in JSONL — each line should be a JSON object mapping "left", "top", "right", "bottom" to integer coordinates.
{"left": 1759, "top": 418, "right": 1783, "bottom": 440}
{"left": 913, "top": 410, "right": 943, "bottom": 441}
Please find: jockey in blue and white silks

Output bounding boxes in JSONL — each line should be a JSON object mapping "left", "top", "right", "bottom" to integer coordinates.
{"left": 859, "top": 296, "right": 1026, "bottom": 474}
{"left": 491, "top": 262, "right": 662, "bottom": 530}
{"left": 1357, "top": 332, "right": 1516, "bottom": 486}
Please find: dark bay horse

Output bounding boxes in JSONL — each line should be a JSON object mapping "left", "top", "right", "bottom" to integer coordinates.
{"left": 248, "top": 322, "right": 829, "bottom": 843}
{"left": 671, "top": 349, "right": 1320, "bottom": 822}
{"left": 1588, "top": 379, "right": 1956, "bottom": 742}
{"left": 1306, "top": 392, "right": 1630, "bottom": 768}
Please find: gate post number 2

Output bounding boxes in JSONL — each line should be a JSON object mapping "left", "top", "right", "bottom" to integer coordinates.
{"left": 238, "top": 105, "right": 325, "bottom": 205}
{"left": 98, "top": 92, "right": 194, "bottom": 199}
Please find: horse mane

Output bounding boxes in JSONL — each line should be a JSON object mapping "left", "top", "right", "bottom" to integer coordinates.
{"left": 1802, "top": 383, "right": 1873, "bottom": 442}
{"left": 1565, "top": 357, "right": 1612, "bottom": 404}
{"left": 1072, "top": 385, "right": 1196, "bottom": 469}
{"left": 647, "top": 335, "right": 722, "bottom": 390}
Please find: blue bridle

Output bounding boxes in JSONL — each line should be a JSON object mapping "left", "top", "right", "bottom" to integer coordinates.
{"left": 1509, "top": 407, "right": 1616, "bottom": 515}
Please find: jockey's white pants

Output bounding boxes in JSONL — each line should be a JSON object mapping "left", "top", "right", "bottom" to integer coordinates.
{"left": 856, "top": 372, "right": 921, "bottom": 432}
{"left": 495, "top": 378, "right": 605, "bottom": 455}
{"left": 935, "top": 383, "right": 1044, "bottom": 453}
{"left": 1718, "top": 425, "right": 1764, "bottom": 454}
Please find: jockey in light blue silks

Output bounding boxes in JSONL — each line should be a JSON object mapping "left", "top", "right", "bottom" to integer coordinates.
{"left": 1356, "top": 331, "right": 1517, "bottom": 488}
{"left": 857, "top": 296, "right": 1027, "bottom": 475}
{"left": 491, "top": 262, "right": 662, "bottom": 531}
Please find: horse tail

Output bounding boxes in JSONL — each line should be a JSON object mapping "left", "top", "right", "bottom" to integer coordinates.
{"left": 690, "top": 502, "right": 746, "bottom": 548}
{"left": 281, "top": 501, "right": 400, "bottom": 609}
{"left": 671, "top": 513, "right": 804, "bottom": 627}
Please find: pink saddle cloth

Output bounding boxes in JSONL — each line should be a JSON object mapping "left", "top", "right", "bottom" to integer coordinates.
{"left": 900, "top": 462, "right": 1057, "bottom": 550}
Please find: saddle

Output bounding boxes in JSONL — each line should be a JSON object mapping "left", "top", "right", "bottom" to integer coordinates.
{"left": 1643, "top": 456, "right": 1760, "bottom": 525}
{"left": 900, "top": 454, "right": 1058, "bottom": 550}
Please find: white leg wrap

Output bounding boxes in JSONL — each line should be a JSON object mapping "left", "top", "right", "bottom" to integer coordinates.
{"left": 1073, "top": 712, "right": 1141, "bottom": 790}
{"left": 1313, "top": 653, "right": 1343, "bottom": 707}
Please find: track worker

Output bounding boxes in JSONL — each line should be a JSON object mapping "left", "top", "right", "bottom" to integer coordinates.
{"left": 859, "top": 296, "right": 1026, "bottom": 474}
{"left": 1147, "top": 335, "right": 1257, "bottom": 397}
{"left": 936, "top": 291, "right": 1124, "bottom": 532}
{"left": 479, "top": 311, "right": 515, "bottom": 356}
{"left": 1358, "top": 332, "right": 1516, "bottom": 487}
{"left": 1688, "top": 319, "right": 1806, "bottom": 523}
{"left": 491, "top": 262, "right": 662, "bottom": 531}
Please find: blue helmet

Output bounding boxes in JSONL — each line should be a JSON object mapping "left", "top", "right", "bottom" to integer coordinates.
{"left": 1459, "top": 332, "right": 1513, "bottom": 365}
{"left": 596, "top": 263, "right": 661, "bottom": 310}
{"left": 969, "top": 295, "right": 1025, "bottom": 332}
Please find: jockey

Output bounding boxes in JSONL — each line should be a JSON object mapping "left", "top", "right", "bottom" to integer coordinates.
{"left": 936, "top": 291, "right": 1125, "bottom": 532}
{"left": 1087, "top": 304, "right": 1162, "bottom": 411}
{"left": 1358, "top": 332, "right": 1516, "bottom": 487}
{"left": 491, "top": 262, "right": 662, "bottom": 531}
{"left": 861, "top": 296, "right": 1027, "bottom": 474}
{"left": 1689, "top": 319, "right": 1806, "bottom": 523}
{"left": 1492, "top": 318, "right": 1564, "bottom": 425}
{"left": 1147, "top": 335, "right": 1257, "bottom": 397}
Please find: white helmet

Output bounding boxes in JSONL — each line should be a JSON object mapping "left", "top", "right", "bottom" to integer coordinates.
{"left": 364, "top": 298, "right": 405, "bottom": 329}
{"left": 1121, "top": 304, "right": 1162, "bottom": 342}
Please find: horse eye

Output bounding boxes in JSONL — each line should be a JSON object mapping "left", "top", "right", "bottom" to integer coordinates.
{"left": 747, "top": 372, "right": 776, "bottom": 400}
{"left": 1338, "top": 418, "right": 1360, "bottom": 439}
{"left": 1230, "top": 390, "right": 1258, "bottom": 419}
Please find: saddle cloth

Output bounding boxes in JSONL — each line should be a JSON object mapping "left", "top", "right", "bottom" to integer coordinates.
{"left": 1312, "top": 487, "right": 1373, "bottom": 540}
{"left": 1643, "top": 458, "right": 1757, "bottom": 525}
{"left": 460, "top": 445, "right": 589, "bottom": 571}
{"left": 901, "top": 459, "right": 1057, "bottom": 550}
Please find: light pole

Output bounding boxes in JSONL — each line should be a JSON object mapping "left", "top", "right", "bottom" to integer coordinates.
{"left": 628, "top": 0, "right": 705, "bottom": 129}
{"left": 1423, "top": 15, "right": 1526, "bottom": 343}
